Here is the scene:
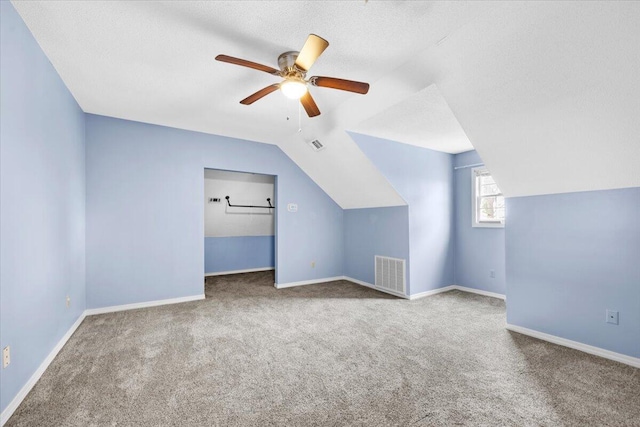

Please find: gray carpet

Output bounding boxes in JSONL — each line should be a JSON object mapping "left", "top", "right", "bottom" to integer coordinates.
{"left": 6, "top": 271, "right": 640, "bottom": 426}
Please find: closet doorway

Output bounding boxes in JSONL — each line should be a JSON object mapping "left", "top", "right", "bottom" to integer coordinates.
{"left": 204, "top": 169, "right": 276, "bottom": 279}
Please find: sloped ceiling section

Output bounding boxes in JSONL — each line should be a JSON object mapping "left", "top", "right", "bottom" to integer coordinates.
{"left": 350, "top": 85, "right": 473, "bottom": 154}
{"left": 432, "top": 1, "right": 640, "bottom": 197}
{"left": 279, "top": 129, "right": 407, "bottom": 209}
{"left": 12, "top": 1, "right": 640, "bottom": 203}
{"left": 310, "top": 1, "right": 640, "bottom": 198}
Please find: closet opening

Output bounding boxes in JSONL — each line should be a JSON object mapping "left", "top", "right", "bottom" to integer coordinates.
{"left": 204, "top": 169, "right": 276, "bottom": 284}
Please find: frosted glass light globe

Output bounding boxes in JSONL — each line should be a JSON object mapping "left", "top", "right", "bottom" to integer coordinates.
{"left": 280, "top": 80, "right": 308, "bottom": 99}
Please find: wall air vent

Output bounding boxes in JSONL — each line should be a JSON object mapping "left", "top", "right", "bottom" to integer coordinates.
{"left": 307, "top": 139, "right": 325, "bottom": 152}
{"left": 375, "top": 255, "right": 406, "bottom": 296}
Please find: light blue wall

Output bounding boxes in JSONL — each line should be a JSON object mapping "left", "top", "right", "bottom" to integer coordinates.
{"left": 453, "top": 150, "right": 506, "bottom": 294}
{"left": 350, "top": 133, "right": 454, "bottom": 295}
{"left": 205, "top": 236, "right": 274, "bottom": 274}
{"left": 344, "top": 206, "right": 410, "bottom": 286}
{"left": 85, "top": 114, "right": 343, "bottom": 308}
{"left": 506, "top": 187, "right": 640, "bottom": 358}
{"left": 0, "top": 1, "right": 86, "bottom": 414}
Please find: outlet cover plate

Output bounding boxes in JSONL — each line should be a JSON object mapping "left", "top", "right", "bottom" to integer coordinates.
{"left": 606, "top": 310, "right": 619, "bottom": 325}
{"left": 3, "top": 346, "right": 10, "bottom": 368}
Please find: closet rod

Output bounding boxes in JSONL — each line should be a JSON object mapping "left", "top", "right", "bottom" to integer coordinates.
{"left": 454, "top": 162, "right": 484, "bottom": 170}
{"left": 225, "top": 196, "right": 274, "bottom": 209}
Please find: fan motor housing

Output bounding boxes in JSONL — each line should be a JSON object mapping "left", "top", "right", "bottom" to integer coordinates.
{"left": 278, "top": 51, "right": 304, "bottom": 77}
{"left": 277, "top": 51, "right": 298, "bottom": 70}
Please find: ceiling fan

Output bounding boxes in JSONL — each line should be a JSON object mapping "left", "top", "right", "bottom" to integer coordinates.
{"left": 215, "top": 34, "right": 370, "bottom": 118}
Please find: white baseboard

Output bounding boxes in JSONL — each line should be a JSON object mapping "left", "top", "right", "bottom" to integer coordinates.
{"left": 343, "top": 278, "right": 456, "bottom": 300}
{"left": 205, "top": 267, "right": 274, "bottom": 277}
{"left": 343, "top": 277, "right": 409, "bottom": 299}
{"left": 1, "top": 312, "right": 86, "bottom": 426}
{"left": 409, "top": 285, "right": 457, "bottom": 300}
{"left": 274, "top": 276, "right": 344, "bottom": 289}
{"left": 452, "top": 285, "right": 506, "bottom": 300}
{"left": 85, "top": 294, "right": 205, "bottom": 316}
{"left": 506, "top": 324, "right": 640, "bottom": 368}
{"left": 342, "top": 279, "right": 506, "bottom": 301}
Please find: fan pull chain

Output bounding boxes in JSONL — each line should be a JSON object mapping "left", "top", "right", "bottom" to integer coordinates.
{"left": 298, "top": 102, "right": 302, "bottom": 133}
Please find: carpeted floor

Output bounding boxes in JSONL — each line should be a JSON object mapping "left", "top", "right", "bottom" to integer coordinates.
{"left": 6, "top": 271, "right": 640, "bottom": 426}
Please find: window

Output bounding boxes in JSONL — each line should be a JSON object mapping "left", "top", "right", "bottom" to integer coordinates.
{"left": 472, "top": 167, "right": 505, "bottom": 227}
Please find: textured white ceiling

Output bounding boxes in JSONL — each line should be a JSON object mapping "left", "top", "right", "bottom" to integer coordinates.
{"left": 11, "top": 0, "right": 493, "bottom": 208}
{"left": 9, "top": 0, "right": 489, "bottom": 141}
{"left": 350, "top": 85, "right": 473, "bottom": 154}
{"left": 11, "top": 1, "right": 640, "bottom": 203}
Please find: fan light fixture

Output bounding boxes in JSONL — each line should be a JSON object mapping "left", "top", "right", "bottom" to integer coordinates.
{"left": 280, "top": 80, "right": 307, "bottom": 99}
{"left": 215, "top": 34, "right": 370, "bottom": 117}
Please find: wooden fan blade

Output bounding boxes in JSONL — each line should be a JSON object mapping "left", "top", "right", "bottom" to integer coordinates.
{"left": 300, "top": 92, "right": 321, "bottom": 117}
{"left": 215, "top": 54, "right": 280, "bottom": 75}
{"left": 310, "top": 76, "right": 370, "bottom": 94}
{"left": 240, "top": 84, "right": 280, "bottom": 105}
{"left": 294, "top": 34, "right": 329, "bottom": 72}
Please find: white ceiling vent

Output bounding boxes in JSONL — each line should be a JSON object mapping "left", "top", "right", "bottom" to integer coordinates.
{"left": 307, "top": 139, "right": 325, "bottom": 152}
{"left": 375, "top": 255, "right": 406, "bottom": 296}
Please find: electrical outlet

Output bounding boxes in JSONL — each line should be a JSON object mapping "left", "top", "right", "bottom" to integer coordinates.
{"left": 606, "top": 310, "right": 619, "bottom": 325}
{"left": 490, "top": 270, "right": 495, "bottom": 279}
{"left": 3, "top": 346, "right": 10, "bottom": 368}
{"left": 66, "top": 295, "right": 71, "bottom": 308}
{"left": 311, "top": 261, "right": 315, "bottom": 268}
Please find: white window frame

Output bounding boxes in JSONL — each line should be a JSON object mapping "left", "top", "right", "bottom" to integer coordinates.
{"left": 472, "top": 167, "right": 505, "bottom": 228}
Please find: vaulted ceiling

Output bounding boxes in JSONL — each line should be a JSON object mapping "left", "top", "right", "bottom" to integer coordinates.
{"left": 12, "top": 1, "right": 640, "bottom": 206}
